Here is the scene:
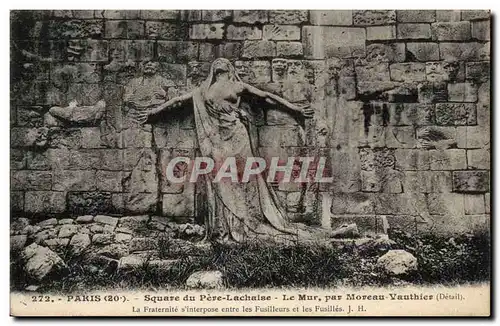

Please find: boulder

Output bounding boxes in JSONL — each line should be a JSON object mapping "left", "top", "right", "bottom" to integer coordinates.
{"left": 69, "top": 233, "right": 91, "bottom": 255}
{"left": 377, "top": 249, "right": 418, "bottom": 275}
{"left": 22, "top": 243, "right": 68, "bottom": 281}
{"left": 11, "top": 235, "right": 27, "bottom": 252}
{"left": 186, "top": 270, "right": 223, "bottom": 289}
{"left": 356, "top": 235, "right": 396, "bottom": 255}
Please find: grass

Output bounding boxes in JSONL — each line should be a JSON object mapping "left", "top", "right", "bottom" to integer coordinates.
{"left": 10, "top": 228, "right": 490, "bottom": 293}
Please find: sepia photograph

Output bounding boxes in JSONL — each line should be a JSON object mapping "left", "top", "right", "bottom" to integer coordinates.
{"left": 8, "top": 8, "right": 491, "bottom": 317}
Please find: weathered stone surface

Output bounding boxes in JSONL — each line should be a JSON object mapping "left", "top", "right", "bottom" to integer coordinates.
{"left": 11, "top": 171, "right": 52, "bottom": 191}
{"left": 464, "top": 194, "right": 485, "bottom": 215}
{"left": 69, "top": 233, "right": 91, "bottom": 255}
{"left": 418, "top": 82, "right": 448, "bottom": 103}
{"left": 471, "top": 20, "right": 490, "bottom": 41}
{"left": 94, "top": 215, "right": 118, "bottom": 227}
{"left": 97, "top": 243, "right": 129, "bottom": 259}
{"left": 366, "top": 26, "right": 396, "bottom": 40}
{"left": 436, "top": 10, "right": 461, "bottom": 22}
{"left": 467, "top": 149, "right": 490, "bottom": 170}
{"left": 186, "top": 270, "right": 223, "bottom": 289}
{"left": 397, "top": 10, "right": 436, "bottom": 23}
{"left": 92, "top": 233, "right": 115, "bottom": 245}
{"left": 11, "top": 235, "right": 27, "bottom": 252}
{"left": 129, "top": 237, "right": 156, "bottom": 252}
{"left": 242, "top": 40, "right": 276, "bottom": 59}
{"left": 235, "top": 61, "right": 271, "bottom": 84}
{"left": 353, "top": 10, "right": 396, "bottom": 25}
{"left": 435, "top": 103, "right": 476, "bottom": 126}
{"left": 430, "top": 149, "right": 467, "bottom": 170}
{"left": 67, "top": 192, "right": 113, "bottom": 216}
{"left": 25, "top": 191, "right": 66, "bottom": 214}
{"left": 140, "top": 10, "right": 178, "bottom": 20}
{"left": 118, "top": 255, "right": 145, "bottom": 270}
{"left": 22, "top": 243, "right": 68, "bottom": 281}
{"left": 233, "top": 10, "right": 267, "bottom": 24}
{"left": 377, "top": 250, "right": 418, "bottom": 275}
{"left": 364, "top": 43, "right": 406, "bottom": 63}
{"left": 431, "top": 22, "right": 471, "bottom": 41}
{"left": 118, "top": 215, "right": 150, "bottom": 231}
{"left": 439, "top": 42, "right": 490, "bottom": 61}
{"left": 162, "top": 193, "right": 195, "bottom": 217}
{"left": 276, "top": 42, "right": 303, "bottom": 57}
{"left": 447, "top": 83, "right": 477, "bottom": 102}
{"left": 397, "top": 24, "right": 431, "bottom": 39}
{"left": 226, "top": 25, "right": 261, "bottom": 40}
{"left": 263, "top": 25, "right": 300, "bottom": 40}
{"left": 201, "top": 10, "right": 231, "bottom": 22}
{"left": 189, "top": 24, "right": 224, "bottom": 39}
{"left": 466, "top": 62, "right": 490, "bottom": 83}
{"left": 356, "top": 63, "right": 390, "bottom": 82}
{"left": 269, "top": 10, "right": 308, "bottom": 24}
{"left": 390, "top": 63, "right": 426, "bottom": 82}
{"left": 58, "top": 224, "right": 79, "bottom": 238}
{"left": 105, "top": 20, "right": 144, "bottom": 39}
{"left": 406, "top": 43, "right": 439, "bottom": 61}
{"left": 452, "top": 170, "right": 489, "bottom": 193}
{"left": 53, "top": 170, "right": 96, "bottom": 191}
{"left": 461, "top": 10, "right": 490, "bottom": 21}
{"left": 303, "top": 26, "right": 366, "bottom": 59}
{"left": 310, "top": 10, "right": 352, "bottom": 25}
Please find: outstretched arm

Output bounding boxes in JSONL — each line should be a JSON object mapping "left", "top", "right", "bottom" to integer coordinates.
{"left": 240, "top": 82, "right": 313, "bottom": 118}
{"left": 149, "top": 92, "right": 193, "bottom": 115}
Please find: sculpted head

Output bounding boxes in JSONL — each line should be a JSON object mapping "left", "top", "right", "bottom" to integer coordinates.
{"left": 142, "top": 59, "right": 160, "bottom": 76}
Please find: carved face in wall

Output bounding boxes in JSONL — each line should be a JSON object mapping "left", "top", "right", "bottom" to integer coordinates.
{"left": 212, "top": 58, "right": 231, "bottom": 74}
{"left": 147, "top": 22, "right": 162, "bottom": 38}
{"left": 272, "top": 58, "right": 288, "bottom": 79}
{"left": 142, "top": 60, "right": 159, "bottom": 76}
{"left": 287, "top": 60, "right": 304, "bottom": 77}
{"left": 234, "top": 61, "right": 249, "bottom": 80}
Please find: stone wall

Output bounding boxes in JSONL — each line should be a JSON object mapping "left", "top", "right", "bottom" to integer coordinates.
{"left": 11, "top": 10, "right": 490, "bottom": 236}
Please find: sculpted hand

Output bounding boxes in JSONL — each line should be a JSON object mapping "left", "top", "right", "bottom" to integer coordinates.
{"left": 299, "top": 104, "right": 314, "bottom": 119}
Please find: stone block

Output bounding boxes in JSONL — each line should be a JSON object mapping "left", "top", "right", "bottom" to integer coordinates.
{"left": 310, "top": 10, "right": 352, "bottom": 25}
{"left": 226, "top": 25, "right": 262, "bottom": 40}
{"left": 429, "top": 149, "right": 467, "bottom": 170}
{"left": 25, "top": 191, "right": 66, "bottom": 214}
{"left": 92, "top": 233, "right": 114, "bottom": 245}
{"left": 384, "top": 126, "right": 417, "bottom": 149}
{"left": 390, "top": 63, "right": 426, "bottom": 82}
{"left": 366, "top": 26, "right": 396, "bottom": 40}
{"left": 53, "top": 170, "right": 96, "bottom": 191}
{"left": 436, "top": 10, "right": 461, "bottom": 22}
{"left": 431, "top": 22, "right": 471, "bottom": 41}
{"left": 406, "top": 42, "right": 439, "bottom": 61}
{"left": 397, "top": 24, "right": 431, "bottom": 39}
{"left": 464, "top": 194, "right": 485, "bottom": 215}
{"left": 11, "top": 191, "right": 24, "bottom": 212}
{"left": 452, "top": 170, "right": 489, "bottom": 193}
{"left": 364, "top": 43, "right": 406, "bottom": 63}
{"left": 302, "top": 26, "right": 366, "bottom": 59}
{"left": 11, "top": 127, "right": 49, "bottom": 148}
{"left": 157, "top": 41, "right": 198, "bottom": 63}
{"left": 80, "top": 127, "right": 102, "bottom": 149}
{"left": 353, "top": 10, "right": 396, "bottom": 25}
{"left": 67, "top": 191, "right": 113, "bottom": 216}
{"left": 472, "top": 20, "right": 490, "bottom": 41}
{"left": 457, "top": 126, "right": 490, "bottom": 149}
{"left": 145, "top": 22, "right": 189, "bottom": 40}
{"left": 102, "top": 10, "right": 140, "bottom": 19}
{"left": 263, "top": 25, "right": 300, "bottom": 40}
{"left": 201, "top": 10, "right": 232, "bottom": 21}
{"left": 94, "top": 215, "right": 119, "bottom": 227}
{"left": 233, "top": 10, "right": 268, "bottom": 24}
{"left": 397, "top": 10, "right": 436, "bottom": 23}
{"left": 96, "top": 171, "right": 123, "bottom": 192}
{"left": 374, "top": 193, "right": 427, "bottom": 215}
{"left": 447, "top": 83, "right": 478, "bottom": 102}
{"left": 395, "top": 149, "right": 430, "bottom": 170}
{"left": 330, "top": 193, "right": 375, "bottom": 214}
{"left": 258, "top": 125, "right": 304, "bottom": 147}
{"left": 242, "top": 40, "right": 276, "bottom": 59}
{"left": 466, "top": 62, "right": 490, "bottom": 83}
{"left": 418, "top": 82, "right": 448, "bottom": 103}
{"left": 427, "top": 193, "right": 464, "bottom": 215}
{"left": 17, "top": 106, "right": 43, "bottom": 127}
{"left": 435, "top": 103, "right": 476, "bottom": 126}
{"left": 162, "top": 193, "right": 195, "bottom": 217}
{"left": 189, "top": 24, "right": 224, "bottom": 40}
{"left": 461, "top": 10, "right": 490, "bottom": 21}
{"left": 276, "top": 42, "right": 303, "bottom": 57}
{"left": 105, "top": 20, "right": 144, "bottom": 38}
{"left": 439, "top": 42, "right": 489, "bottom": 61}
{"left": 269, "top": 10, "right": 308, "bottom": 24}
{"left": 485, "top": 193, "right": 490, "bottom": 214}
{"left": 140, "top": 10, "right": 178, "bottom": 20}
{"left": 467, "top": 149, "right": 490, "bottom": 170}
{"left": 11, "top": 171, "right": 52, "bottom": 190}
{"left": 10, "top": 149, "right": 27, "bottom": 170}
